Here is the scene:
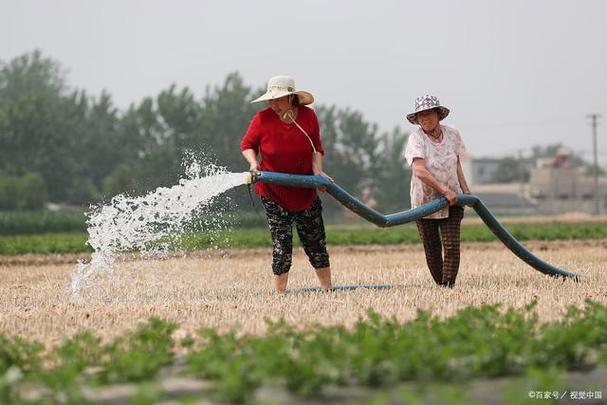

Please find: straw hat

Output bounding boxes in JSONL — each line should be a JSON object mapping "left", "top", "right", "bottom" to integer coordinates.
{"left": 250, "top": 75, "right": 314, "bottom": 105}
{"left": 406, "top": 94, "right": 450, "bottom": 124}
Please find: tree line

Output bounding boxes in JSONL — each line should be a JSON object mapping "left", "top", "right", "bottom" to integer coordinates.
{"left": 0, "top": 50, "right": 411, "bottom": 216}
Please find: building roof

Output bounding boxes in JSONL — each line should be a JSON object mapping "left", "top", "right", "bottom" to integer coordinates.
{"left": 475, "top": 192, "right": 537, "bottom": 209}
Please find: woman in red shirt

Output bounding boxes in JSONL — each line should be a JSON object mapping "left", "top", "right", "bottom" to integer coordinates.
{"left": 241, "top": 75, "right": 332, "bottom": 293}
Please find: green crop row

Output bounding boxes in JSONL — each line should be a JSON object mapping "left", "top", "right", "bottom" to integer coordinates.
{"left": 0, "top": 210, "right": 267, "bottom": 235}
{"left": 1, "top": 221, "right": 607, "bottom": 255}
{"left": 0, "top": 233, "right": 89, "bottom": 255}
{"left": 1, "top": 301, "right": 606, "bottom": 403}
{"left": 1, "top": 318, "right": 177, "bottom": 404}
{"left": 185, "top": 300, "right": 607, "bottom": 402}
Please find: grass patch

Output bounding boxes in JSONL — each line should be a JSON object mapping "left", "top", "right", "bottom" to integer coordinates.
{"left": 0, "top": 233, "right": 90, "bottom": 255}
{"left": 170, "top": 221, "right": 607, "bottom": 250}
{"left": 1, "top": 221, "right": 607, "bottom": 255}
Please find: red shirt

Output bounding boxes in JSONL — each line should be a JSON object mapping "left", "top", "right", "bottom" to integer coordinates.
{"left": 240, "top": 106, "right": 325, "bottom": 211}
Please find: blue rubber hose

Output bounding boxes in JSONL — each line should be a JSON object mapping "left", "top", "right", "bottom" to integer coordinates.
{"left": 247, "top": 171, "right": 580, "bottom": 280}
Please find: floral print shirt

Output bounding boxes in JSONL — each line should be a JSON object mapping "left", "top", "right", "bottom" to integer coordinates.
{"left": 404, "top": 125, "right": 467, "bottom": 219}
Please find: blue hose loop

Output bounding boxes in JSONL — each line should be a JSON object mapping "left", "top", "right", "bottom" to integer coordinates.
{"left": 249, "top": 171, "right": 580, "bottom": 281}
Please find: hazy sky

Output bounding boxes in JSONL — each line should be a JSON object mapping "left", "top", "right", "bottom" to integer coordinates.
{"left": 2, "top": 0, "right": 606, "bottom": 164}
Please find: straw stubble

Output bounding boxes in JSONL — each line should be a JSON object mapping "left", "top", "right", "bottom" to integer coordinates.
{"left": 1, "top": 240, "right": 605, "bottom": 347}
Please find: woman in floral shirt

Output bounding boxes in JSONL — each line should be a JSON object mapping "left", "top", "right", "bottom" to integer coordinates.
{"left": 404, "top": 95, "right": 471, "bottom": 288}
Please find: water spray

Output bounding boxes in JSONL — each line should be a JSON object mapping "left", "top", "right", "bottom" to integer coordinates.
{"left": 70, "top": 163, "right": 245, "bottom": 301}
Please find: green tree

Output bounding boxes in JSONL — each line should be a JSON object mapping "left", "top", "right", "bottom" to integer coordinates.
{"left": 374, "top": 128, "right": 411, "bottom": 212}
{"left": 0, "top": 49, "right": 66, "bottom": 105}
{"left": 157, "top": 84, "right": 202, "bottom": 152}
{"left": 316, "top": 106, "right": 385, "bottom": 215}
{"left": 197, "top": 72, "right": 260, "bottom": 172}
{"left": 0, "top": 173, "right": 19, "bottom": 210}
{"left": 114, "top": 96, "right": 178, "bottom": 193}
{"left": 0, "top": 51, "right": 415, "bottom": 220}
{"left": 0, "top": 50, "right": 80, "bottom": 202}
{"left": 72, "top": 91, "right": 122, "bottom": 195}
{"left": 0, "top": 172, "right": 47, "bottom": 210}
{"left": 18, "top": 172, "right": 48, "bottom": 210}
{"left": 101, "top": 163, "right": 137, "bottom": 198}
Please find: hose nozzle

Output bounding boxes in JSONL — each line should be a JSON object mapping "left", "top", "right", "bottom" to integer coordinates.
{"left": 244, "top": 170, "right": 260, "bottom": 184}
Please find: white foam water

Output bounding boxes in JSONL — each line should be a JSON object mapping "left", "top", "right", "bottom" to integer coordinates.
{"left": 70, "top": 162, "right": 247, "bottom": 302}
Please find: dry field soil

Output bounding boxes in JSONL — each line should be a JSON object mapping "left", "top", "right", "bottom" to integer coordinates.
{"left": 1, "top": 240, "right": 606, "bottom": 347}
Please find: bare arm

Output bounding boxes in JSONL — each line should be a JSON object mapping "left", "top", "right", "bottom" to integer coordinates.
{"left": 456, "top": 156, "right": 471, "bottom": 194}
{"left": 312, "top": 151, "right": 332, "bottom": 177}
{"left": 412, "top": 158, "right": 458, "bottom": 206}
{"left": 241, "top": 149, "right": 259, "bottom": 171}
{"left": 312, "top": 151, "right": 322, "bottom": 175}
{"left": 312, "top": 152, "right": 333, "bottom": 190}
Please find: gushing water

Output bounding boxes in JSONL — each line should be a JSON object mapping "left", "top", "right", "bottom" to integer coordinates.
{"left": 70, "top": 162, "right": 248, "bottom": 302}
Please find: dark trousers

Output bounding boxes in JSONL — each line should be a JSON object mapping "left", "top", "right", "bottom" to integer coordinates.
{"left": 415, "top": 206, "right": 464, "bottom": 287}
{"left": 261, "top": 196, "right": 330, "bottom": 275}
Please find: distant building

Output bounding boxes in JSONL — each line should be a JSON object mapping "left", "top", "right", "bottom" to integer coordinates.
{"left": 462, "top": 157, "right": 534, "bottom": 185}
{"left": 461, "top": 158, "right": 501, "bottom": 185}
{"left": 471, "top": 183, "right": 538, "bottom": 215}
{"left": 420, "top": 152, "right": 606, "bottom": 215}
{"left": 529, "top": 150, "right": 606, "bottom": 214}
{"left": 459, "top": 157, "right": 538, "bottom": 214}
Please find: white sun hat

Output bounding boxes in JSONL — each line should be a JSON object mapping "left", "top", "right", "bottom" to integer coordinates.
{"left": 406, "top": 94, "right": 450, "bottom": 124}
{"left": 250, "top": 75, "right": 314, "bottom": 105}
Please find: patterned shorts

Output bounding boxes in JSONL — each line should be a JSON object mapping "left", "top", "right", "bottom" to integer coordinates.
{"left": 261, "top": 196, "right": 330, "bottom": 275}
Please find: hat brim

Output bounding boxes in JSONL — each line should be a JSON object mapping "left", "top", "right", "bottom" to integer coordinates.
{"left": 251, "top": 90, "right": 314, "bottom": 105}
{"left": 406, "top": 106, "right": 450, "bottom": 124}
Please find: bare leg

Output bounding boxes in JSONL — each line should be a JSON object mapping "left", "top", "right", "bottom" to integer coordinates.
{"left": 274, "top": 273, "right": 289, "bottom": 293}
{"left": 315, "top": 267, "right": 332, "bottom": 290}
{"left": 294, "top": 198, "right": 332, "bottom": 291}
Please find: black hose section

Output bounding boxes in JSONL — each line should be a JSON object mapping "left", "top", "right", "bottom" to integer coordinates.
{"left": 251, "top": 171, "right": 580, "bottom": 280}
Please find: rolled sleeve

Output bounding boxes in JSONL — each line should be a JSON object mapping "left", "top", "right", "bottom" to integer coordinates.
{"left": 404, "top": 132, "right": 425, "bottom": 166}
{"left": 453, "top": 128, "right": 468, "bottom": 160}
{"left": 240, "top": 114, "right": 261, "bottom": 151}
